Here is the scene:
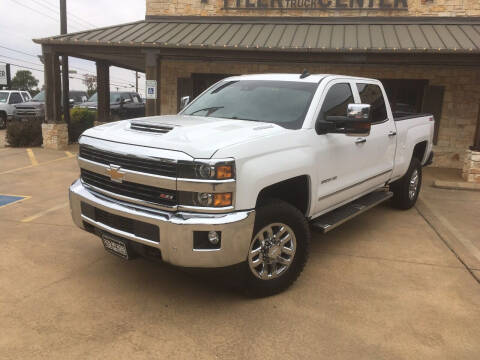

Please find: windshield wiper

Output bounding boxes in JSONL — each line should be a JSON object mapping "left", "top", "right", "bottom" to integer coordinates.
{"left": 188, "top": 106, "right": 224, "bottom": 116}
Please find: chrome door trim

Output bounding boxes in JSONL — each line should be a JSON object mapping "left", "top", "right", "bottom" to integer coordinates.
{"left": 318, "top": 169, "right": 392, "bottom": 201}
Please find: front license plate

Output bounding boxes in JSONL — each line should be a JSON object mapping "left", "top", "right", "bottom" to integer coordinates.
{"left": 102, "top": 234, "right": 130, "bottom": 260}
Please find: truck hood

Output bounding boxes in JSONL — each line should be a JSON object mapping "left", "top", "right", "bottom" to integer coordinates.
{"left": 82, "top": 115, "right": 288, "bottom": 158}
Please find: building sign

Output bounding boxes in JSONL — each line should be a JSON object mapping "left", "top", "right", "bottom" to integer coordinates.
{"left": 0, "top": 64, "right": 7, "bottom": 86}
{"left": 223, "top": 0, "right": 408, "bottom": 10}
{"left": 146, "top": 80, "right": 157, "bottom": 100}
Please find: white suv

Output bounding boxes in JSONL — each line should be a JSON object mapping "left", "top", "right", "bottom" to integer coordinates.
{"left": 0, "top": 90, "right": 31, "bottom": 128}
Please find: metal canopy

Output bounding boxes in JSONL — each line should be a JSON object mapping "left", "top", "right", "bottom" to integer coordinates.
{"left": 34, "top": 17, "right": 480, "bottom": 54}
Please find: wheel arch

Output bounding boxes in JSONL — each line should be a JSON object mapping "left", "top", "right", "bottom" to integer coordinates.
{"left": 412, "top": 141, "right": 428, "bottom": 164}
{"left": 255, "top": 175, "right": 311, "bottom": 216}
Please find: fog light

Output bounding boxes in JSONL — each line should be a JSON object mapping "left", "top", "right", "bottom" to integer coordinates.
{"left": 196, "top": 192, "right": 213, "bottom": 206}
{"left": 208, "top": 231, "right": 220, "bottom": 245}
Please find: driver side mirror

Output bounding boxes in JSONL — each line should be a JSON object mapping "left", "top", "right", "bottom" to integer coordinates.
{"left": 317, "top": 104, "right": 371, "bottom": 136}
{"left": 180, "top": 96, "right": 190, "bottom": 110}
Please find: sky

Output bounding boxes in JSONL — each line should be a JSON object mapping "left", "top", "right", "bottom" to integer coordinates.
{"left": 0, "top": 0, "right": 146, "bottom": 97}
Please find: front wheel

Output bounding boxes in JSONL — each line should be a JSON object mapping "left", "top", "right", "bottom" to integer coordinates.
{"left": 244, "top": 200, "right": 310, "bottom": 297}
{"left": 390, "top": 157, "right": 422, "bottom": 210}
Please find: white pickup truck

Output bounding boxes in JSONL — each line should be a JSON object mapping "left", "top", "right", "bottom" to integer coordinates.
{"left": 70, "top": 74, "right": 434, "bottom": 296}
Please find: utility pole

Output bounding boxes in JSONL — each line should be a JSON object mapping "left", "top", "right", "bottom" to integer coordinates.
{"left": 60, "top": 0, "right": 70, "bottom": 125}
{"left": 135, "top": 71, "right": 139, "bottom": 93}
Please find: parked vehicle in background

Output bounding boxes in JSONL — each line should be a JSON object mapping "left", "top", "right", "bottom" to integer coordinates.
{"left": 70, "top": 74, "right": 434, "bottom": 296}
{"left": 14, "top": 90, "right": 88, "bottom": 122}
{"left": 0, "top": 90, "right": 32, "bottom": 128}
{"left": 76, "top": 91, "right": 145, "bottom": 120}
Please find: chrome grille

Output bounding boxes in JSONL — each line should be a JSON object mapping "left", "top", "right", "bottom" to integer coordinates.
{"left": 81, "top": 169, "right": 177, "bottom": 207}
{"left": 79, "top": 145, "right": 177, "bottom": 177}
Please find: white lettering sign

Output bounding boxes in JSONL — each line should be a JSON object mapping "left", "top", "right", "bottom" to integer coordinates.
{"left": 0, "top": 64, "right": 7, "bottom": 86}
{"left": 146, "top": 80, "right": 157, "bottom": 100}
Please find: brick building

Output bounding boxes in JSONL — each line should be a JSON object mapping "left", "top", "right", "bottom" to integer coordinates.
{"left": 35, "top": 0, "right": 480, "bottom": 170}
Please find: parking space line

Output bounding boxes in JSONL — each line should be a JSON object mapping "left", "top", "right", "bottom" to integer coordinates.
{"left": 65, "top": 151, "right": 75, "bottom": 157}
{"left": 21, "top": 202, "right": 69, "bottom": 223}
{"left": 26, "top": 148, "right": 39, "bottom": 166}
{"left": 0, "top": 155, "right": 74, "bottom": 175}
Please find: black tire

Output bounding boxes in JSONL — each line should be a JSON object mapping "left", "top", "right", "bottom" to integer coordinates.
{"left": 390, "top": 157, "right": 422, "bottom": 210}
{"left": 0, "top": 113, "right": 6, "bottom": 129}
{"left": 244, "top": 199, "right": 310, "bottom": 297}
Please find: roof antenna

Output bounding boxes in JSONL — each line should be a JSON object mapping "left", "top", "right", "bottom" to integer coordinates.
{"left": 300, "top": 69, "right": 310, "bottom": 79}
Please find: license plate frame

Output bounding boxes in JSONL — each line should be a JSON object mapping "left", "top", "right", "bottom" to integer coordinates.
{"left": 101, "top": 233, "right": 131, "bottom": 260}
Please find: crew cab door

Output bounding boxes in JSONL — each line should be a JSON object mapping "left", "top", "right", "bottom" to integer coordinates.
{"left": 312, "top": 79, "right": 395, "bottom": 216}
{"left": 354, "top": 80, "right": 397, "bottom": 190}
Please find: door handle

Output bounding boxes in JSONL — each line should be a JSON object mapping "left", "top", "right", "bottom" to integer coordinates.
{"left": 388, "top": 131, "right": 397, "bottom": 137}
{"left": 355, "top": 138, "right": 367, "bottom": 144}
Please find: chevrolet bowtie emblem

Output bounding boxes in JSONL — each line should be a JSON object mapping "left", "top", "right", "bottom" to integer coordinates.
{"left": 106, "top": 164, "right": 125, "bottom": 183}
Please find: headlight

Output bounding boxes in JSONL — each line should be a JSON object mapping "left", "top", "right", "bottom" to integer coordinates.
{"left": 178, "top": 159, "right": 235, "bottom": 180}
{"left": 179, "top": 192, "right": 233, "bottom": 208}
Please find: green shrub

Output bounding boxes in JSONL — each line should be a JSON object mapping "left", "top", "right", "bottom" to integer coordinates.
{"left": 69, "top": 108, "right": 95, "bottom": 142}
{"left": 6, "top": 119, "right": 43, "bottom": 147}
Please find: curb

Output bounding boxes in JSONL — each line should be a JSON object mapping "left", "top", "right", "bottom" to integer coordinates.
{"left": 432, "top": 180, "right": 480, "bottom": 192}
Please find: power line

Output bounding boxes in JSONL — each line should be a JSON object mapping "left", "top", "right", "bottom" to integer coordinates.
{"left": 7, "top": 0, "right": 84, "bottom": 32}
{"left": 0, "top": 45, "right": 38, "bottom": 59}
{"left": 34, "top": 0, "right": 98, "bottom": 28}
{"left": 0, "top": 44, "right": 139, "bottom": 85}
{"left": 0, "top": 60, "right": 136, "bottom": 89}
{"left": 29, "top": 0, "right": 97, "bottom": 30}
{"left": 0, "top": 54, "right": 43, "bottom": 68}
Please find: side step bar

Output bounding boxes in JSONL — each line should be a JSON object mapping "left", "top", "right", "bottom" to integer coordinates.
{"left": 311, "top": 190, "right": 393, "bottom": 233}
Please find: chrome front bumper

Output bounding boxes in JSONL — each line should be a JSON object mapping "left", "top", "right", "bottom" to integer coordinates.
{"left": 69, "top": 179, "right": 255, "bottom": 268}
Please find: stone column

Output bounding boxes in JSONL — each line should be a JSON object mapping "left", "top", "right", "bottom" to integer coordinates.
{"left": 96, "top": 61, "right": 110, "bottom": 125}
{"left": 462, "top": 150, "right": 480, "bottom": 183}
{"left": 145, "top": 52, "right": 161, "bottom": 116}
{"left": 41, "top": 45, "right": 68, "bottom": 150}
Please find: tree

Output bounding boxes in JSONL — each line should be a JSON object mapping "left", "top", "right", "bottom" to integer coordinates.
{"left": 83, "top": 74, "right": 97, "bottom": 98}
{"left": 10, "top": 70, "right": 39, "bottom": 92}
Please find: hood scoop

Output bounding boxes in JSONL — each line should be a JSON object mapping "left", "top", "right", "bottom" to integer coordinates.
{"left": 130, "top": 120, "right": 175, "bottom": 134}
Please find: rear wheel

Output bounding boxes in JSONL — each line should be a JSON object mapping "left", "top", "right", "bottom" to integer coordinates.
{"left": 244, "top": 200, "right": 310, "bottom": 297}
{"left": 390, "top": 157, "right": 422, "bottom": 210}
{"left": 0, "top": 113, "right": 6, "bottom": 129}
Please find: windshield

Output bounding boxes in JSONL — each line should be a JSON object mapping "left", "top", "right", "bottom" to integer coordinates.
{"left": 87, "top": 93, "right": 125, "bottom": 103}
{"left": 182, "top": 80, "right": 318, "bottom": 129}
{"left": 0, "top": 92, "right": 9, "bottom": 103}
{"left": 32, "top": 91, "right": 45, "bottom": 102}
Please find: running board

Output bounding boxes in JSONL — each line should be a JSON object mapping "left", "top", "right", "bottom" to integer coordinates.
{"left": 311, "top": 190, "right": 393, "bottom": 233}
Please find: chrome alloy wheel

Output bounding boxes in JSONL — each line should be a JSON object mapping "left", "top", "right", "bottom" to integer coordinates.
{"left": 409, "top": 168, "right": 419, "bottom": 200}
{"left": 248, "top": 223, "right": 297, "bottom": 280}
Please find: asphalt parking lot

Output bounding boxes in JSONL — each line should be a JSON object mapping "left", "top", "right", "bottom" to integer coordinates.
{"left": 1, "top": 135, "right": 480, "bottom": 359}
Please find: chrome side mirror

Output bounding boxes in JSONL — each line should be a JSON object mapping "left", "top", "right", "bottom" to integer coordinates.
{"left": 345, "top": 103, "right": 371, "bottom": 136}
{"left": 180, "top": 96, "right": 190, "bottom": 110}
{"left": 347, "top": 103, "right": 371, "bottom": 121}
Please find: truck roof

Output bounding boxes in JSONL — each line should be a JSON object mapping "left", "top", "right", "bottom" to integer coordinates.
{"left": 224, "top": 73, "right": 378, "bottom": 83}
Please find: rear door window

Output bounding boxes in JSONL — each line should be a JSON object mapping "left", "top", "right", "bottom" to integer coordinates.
{"left": 9, "top": 92, "right": 23, "bottom": 104}
{"left": 356, "top": 83, "right": 388, "bottom": 123}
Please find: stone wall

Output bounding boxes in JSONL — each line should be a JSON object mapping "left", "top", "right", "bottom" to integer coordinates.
{"left": 159, "top": 59, "right": 480, "bottom": 169}
{"left": 147, "top": 0, "right": 480, "bottom": 17}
